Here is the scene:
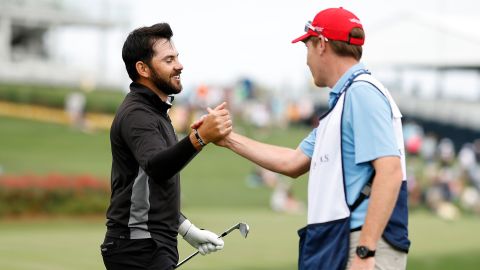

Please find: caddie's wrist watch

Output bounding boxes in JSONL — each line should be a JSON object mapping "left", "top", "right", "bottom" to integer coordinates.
{"left": 356, "top": 245, "right": 376, "bottom": 259}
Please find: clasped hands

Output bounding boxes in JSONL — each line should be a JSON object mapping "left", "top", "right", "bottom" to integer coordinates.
{"left": 191, "top": 102, "right": 232, "bottom": 146}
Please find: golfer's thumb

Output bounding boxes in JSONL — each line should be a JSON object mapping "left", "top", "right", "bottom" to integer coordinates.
{"left": 214, "top": 102, "right": 227, "bottom": 110}
{"left": 215, "top": 239, "right": 224, "bottom": 249}
{"left": 210, "top": 235, "right": 224, "bottom": 248}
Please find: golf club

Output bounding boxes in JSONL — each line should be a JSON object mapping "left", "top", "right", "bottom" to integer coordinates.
{"left": 176, "top": 222, "right": 249, "bottom": 268}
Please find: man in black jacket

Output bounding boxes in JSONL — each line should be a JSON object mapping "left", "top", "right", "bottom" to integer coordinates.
{"left": 100, "top": 23, "right": 232, "bottom": 270}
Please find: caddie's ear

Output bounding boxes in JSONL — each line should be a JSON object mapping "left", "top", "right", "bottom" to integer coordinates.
{"left": 135, "top": 61, "right": 150, "bottom": 79}
{"left": 317, "top": 36, "right": 328, "bottom": 51}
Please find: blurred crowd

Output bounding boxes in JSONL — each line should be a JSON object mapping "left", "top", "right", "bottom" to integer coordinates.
{"left": 168, "top": 78, "right": 315, "bottom": 137}
{"left": 245, "top": 166, "right": 305, "bottom": 214}
{"left": 404, "top": 122, "right": 480, "bottom": 220}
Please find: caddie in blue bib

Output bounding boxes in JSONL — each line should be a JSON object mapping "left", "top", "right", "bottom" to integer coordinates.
{"left": 297, "top": 69, "right": 410, "bottom": 270}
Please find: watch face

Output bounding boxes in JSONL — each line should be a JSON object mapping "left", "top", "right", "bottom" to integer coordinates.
{"left": 357, "top": 246, "right": 368, "bottom": 258}
{"left": 356, "top": 246, "right": 374, "bottom": 258}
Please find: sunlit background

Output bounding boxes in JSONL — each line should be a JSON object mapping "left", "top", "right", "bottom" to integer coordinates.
{"left": 0, "top": 0, "right": 479, "bottom": 269}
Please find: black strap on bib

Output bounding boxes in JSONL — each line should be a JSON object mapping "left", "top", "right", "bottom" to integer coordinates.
{"left": 349, "top": 172, "right": 374, "bottom": 212}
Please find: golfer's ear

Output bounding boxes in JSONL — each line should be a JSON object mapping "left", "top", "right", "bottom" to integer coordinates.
{"left": 136, "top": 61, "right": 150, "bottom": 78}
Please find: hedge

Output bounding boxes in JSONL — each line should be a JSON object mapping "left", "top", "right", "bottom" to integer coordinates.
{"left": 0, "top": 83, "right": 126, "bottom": 114}
{"left": 0, "top": 174, "right": 110, "bottom": 216}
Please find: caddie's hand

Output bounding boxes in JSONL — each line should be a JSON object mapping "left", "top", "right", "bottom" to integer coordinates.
{"left": 213, "top": 131, "right": 233, "bottom": 147}
{"left": 196, "top": 102, "right": 232, "bottom": 144}
{"left": 181, "top": 223, "right": 224, "bottom": 255}
{"left": 348, "top": 256, "right": 375, "bottom": 270}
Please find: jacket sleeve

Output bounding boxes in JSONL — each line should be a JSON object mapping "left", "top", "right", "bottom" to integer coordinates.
{"left": 120, "top": 107, "right": 198, "bottom": 180}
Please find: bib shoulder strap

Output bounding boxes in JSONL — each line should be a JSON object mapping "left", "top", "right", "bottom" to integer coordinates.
{"left": 353, "top": 74, "right": 403, "bottom": 118}
{"left": 349, "top": 172, "right": 374, "bottom": 211}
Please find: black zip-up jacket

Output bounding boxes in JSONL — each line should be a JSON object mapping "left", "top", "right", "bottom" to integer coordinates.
{"left": 106, "top": 82, "right": 197, "bottom": 247}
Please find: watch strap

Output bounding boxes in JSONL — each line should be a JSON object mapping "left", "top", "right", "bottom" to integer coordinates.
{"left": 193, "top": 129, "right": 206, "bottom": 147}
{"left": 356, "top": 245, "right": 376, "bottom": 259}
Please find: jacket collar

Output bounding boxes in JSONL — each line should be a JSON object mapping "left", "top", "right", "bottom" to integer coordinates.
{"left": 130, "top": 82, "right": 173, "bottom": 112}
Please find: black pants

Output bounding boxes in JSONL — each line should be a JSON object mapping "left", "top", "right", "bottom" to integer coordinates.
{"left": 101, "top": 236, "right": 178, "bottom": 270}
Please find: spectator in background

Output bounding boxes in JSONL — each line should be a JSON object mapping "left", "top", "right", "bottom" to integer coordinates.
{"left": 403, "top": 122, "right": 424, "bottom": 208}
{"left": 458, "top": 143, "right": 476, "bottom": 179}
{"left": 474, "top": 139, "right": 480, "bottom": 163}
{"left": 424, "top": 138, "right": 462, "bottom": 220}
{"left": 420, "top": 133, "right": 438, "bottom": 164}
{"left": 403, "top": 121, "right": 423, "bottom": 156}
{"left": 65, "top": 91, "right": 86, "bottom": 130}
{"left": 270, "top": 179, "right": 305, "bottom": 214}
{"left": 245, "top": 166, "right": 304, "bottom": 214}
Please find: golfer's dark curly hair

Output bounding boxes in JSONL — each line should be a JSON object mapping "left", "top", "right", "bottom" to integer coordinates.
{"left": 122, "top": 23, "right": 173, "bottom": 81}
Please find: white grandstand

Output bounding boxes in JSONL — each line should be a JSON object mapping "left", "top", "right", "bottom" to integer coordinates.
{"left": 0, "top": 0, "right": 128, "bottom": 88}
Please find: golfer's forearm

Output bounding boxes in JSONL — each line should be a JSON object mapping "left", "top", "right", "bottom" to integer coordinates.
{"left": 146, "top": 135, "right": 198, "bottom": 180}
{"left": 223, "top": 132, "right": 308, "bottom": 178}
{"left": 359, "top": 158, "right": 403, "bottom": 249}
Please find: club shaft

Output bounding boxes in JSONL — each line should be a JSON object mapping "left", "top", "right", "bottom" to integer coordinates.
{"left": 176, "top": 251, "right": 199, "bottom": 268}
{"left": 220, "top": 224, "right": 240, "bottom": 237}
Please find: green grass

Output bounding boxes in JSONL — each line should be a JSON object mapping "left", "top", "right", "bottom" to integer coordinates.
{"left": 0, "top": 83, "right": 125, "bottom": 113}
{"left": 0, "top": 116, "right": 111, "bottom": 176}
{"left": 0, "top": 211, "right": 479, "bottom": 270}
{"left": 0, "top": 116, "right": 480, "bottom": 269}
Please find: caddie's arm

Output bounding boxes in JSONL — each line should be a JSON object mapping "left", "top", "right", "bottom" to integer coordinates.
{"left": 358, "top": 156, "right": 403, "bottom": 252}
{"left": 217, "top": 131, "right": 311, "bottom": 178}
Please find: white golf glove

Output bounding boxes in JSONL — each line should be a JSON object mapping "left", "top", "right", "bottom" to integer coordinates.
{"left": 178, "top": 219, "right": 224, "bottom": 255}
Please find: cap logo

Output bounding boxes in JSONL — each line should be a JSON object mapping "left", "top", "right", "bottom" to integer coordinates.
{"left": 349, "top": 18, "right": 361, "bottom": 24}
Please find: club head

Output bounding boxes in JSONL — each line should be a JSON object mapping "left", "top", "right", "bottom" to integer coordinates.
{"left": 238, "top": 222, "right": 249, "bottom": 238}
{"left": 220, "top": 222, "right": 250, "bottom": 238}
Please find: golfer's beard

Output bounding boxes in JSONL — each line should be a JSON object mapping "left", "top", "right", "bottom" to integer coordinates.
{"left": 151, "top": 71, "right": 182, "bottom": 96}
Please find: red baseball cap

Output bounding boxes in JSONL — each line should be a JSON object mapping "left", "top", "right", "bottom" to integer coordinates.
{"left": 292, "top": 7, "right": 364, "bottom": 45}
